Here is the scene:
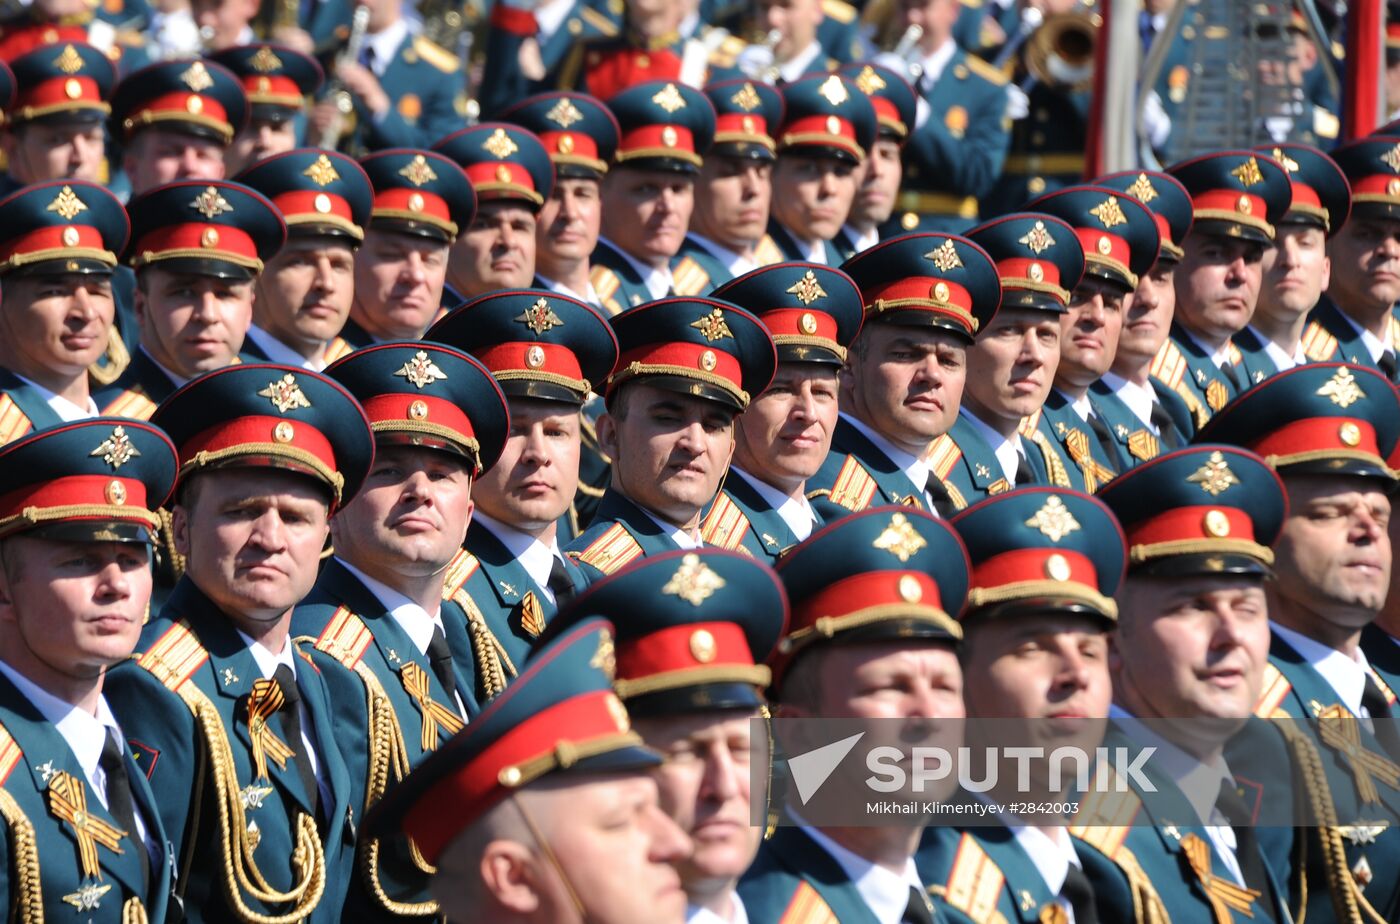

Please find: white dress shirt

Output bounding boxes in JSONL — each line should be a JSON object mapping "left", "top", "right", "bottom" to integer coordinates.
{"left": 800, "top": 824, "right": 927, "bottom": 924}
{"left": 1010, "top": 824, "right": 1081, "bottom": 922}
{"left": 535, "top": 273, "right": 604, "bottom": 309}
{"left": 778, "top": 41, "right": 824, "bottom": 83}
{"left": 1100, "top": 371, "right": 1159, "bottom": 431}
{"left": 961, "top": 408, "right": 1023, "bottom": 483}
{"left": 1245, "top": 325, "right": 1305, "bottom": 372}
{"left": 362, "top": 18, "right": 408, "bottom": 76}
{"left": 11, "top": 372, "right": 99, "bottom": 421}
{"left": 689, "top": 233, "right": 759, "bottom": 278}
{"left": 1336, "top": 309, "right": 1395, "bottom": 364}
{"left": 687, "top": 895, "right": 750, "bottom": 924}
{"left": 642, "top": 508, "right": 702, "bottom": 549}
{"left": 841, "top": 413, "right": 933, "bottom": 508}
{"left": 731, "top": 466, "right": 819, "bottom": 541}
{"left": 840, "top": 224, "right": 880, "bottom": 255}
{"left": 472, "top": 510, "right": 568, "bottom": 604}
{"left": 245, "top": 325, "right": 326, "bottom": 371}
{"left": 600, "top": 236, "right": 674, "bottom": 301}
{"left": 1271, "top": 622, "right": 1378, "bottom": 721}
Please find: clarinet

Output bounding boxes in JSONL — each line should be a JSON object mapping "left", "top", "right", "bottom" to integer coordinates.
{"left": 317, "top": 3, "right": 371, "bottom": 151}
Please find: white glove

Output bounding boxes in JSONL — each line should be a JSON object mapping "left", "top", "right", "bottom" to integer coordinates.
{"left": 1005, "top": 83, "right": 1029, "bottom": 121}
{"left": 1142, "top": 89, "right": 1172, "bottom": 150}
{"left": 736, "top": 42, "right": 776, "bottom": 82}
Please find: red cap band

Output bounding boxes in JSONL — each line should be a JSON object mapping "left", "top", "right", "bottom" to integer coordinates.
{"left": 794, "top": 570, "right": 943, "bottom": 627}
{"left": 15, "top": 75, "right": 105, "bottom": 114}
{"left": 373, "top": 187, "right": 453, "bottom": 228}
{"left": 616, "top": 621, "right": 756, "bottom": 678}
{"left": 538, "top": 130, "right": 601, "bottom": 163}
{"left": 133, "top": 223, "right": 258, "bottom": 263}
{"left": 971, "top": 547, "right": 1098, "bottom": 595}
{"left": 862, "top": 276, "right": 975, "bottom": 332}
{"left": 996, "top": 257, "right": 1062, "bottom": 289}
{"left": 271, "top": 189, "right": 356, "bottom": 226}
{"left": 618, "top": 124, "right": 696, "bottom": 158}
{"left": 1192, "top": 189, "right": 1268, "bottom": 221}
{"left": 761, "top": 308, "right": 838, "bottom": 341}
{"left": 360, "top": 394, "right": 476, "bottom": 443}
{"left": 0, "top": 224, "right": 107, "bottom": 263}
{"left": 1128, "top": 505, "right": 1256, "bottom": 548}
{"left": 475, "top": 342, "right": 585, "bottom": 381}
{"left": 617, "top": 342, "right": 742, "bottom": 391}
{"left": 132, "top": 91, "right": 230, "bottom": 130}
{"left": 1248, "top": 416, "right": 1381, "bottom": 460}
{"left": 180, "top": 415, "right": 336, "bottom": 472}
{"left": 0, "top": 474, "right": 148, "bottom": 517}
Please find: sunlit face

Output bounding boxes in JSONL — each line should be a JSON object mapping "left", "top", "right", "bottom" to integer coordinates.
{"left": 732, "top": 364, "right": 839, "bottom": 494}
{"left": 1057, "top": 276, "right": 1127, "bottom": 388}
{"left": 964, "top": 307, "right": 1060, "bottom": 425}
{"left": 135, "top": 268, "right": 253, "bottom": 378}
{"left": 847, "top": 324, "right": 967, "bottom": 452}
{"left": 770, "top": 155, "right": 857, "bottom": 243}
{"left": 759, "top": 0, "right": 823, "bottom": 58}
{"left": 253, "top": 236, "right": 356, "bottom": 355}
{"left": 226, "top": 117, "right": 298, "bottom": 174}
{"left": 351, "top": 228, "right": 449, "bottom": 340}
{"left": 601, "top": 167, "right": 694, "bottom": 266}
{"left": 471, "top": 398, "right": 581, "bottom": 533}
{"left": 450, "top": 201, "right": 537, "bottom": 298}
{"left": 3, "top": 119, "right": 105, "bottom": 183}
{"left": 1257, "top": 224, "right": 1330, "bottom": 327}
{"left": 1326, "top": 216, "right": 1400, "bottom": 317}
{"left": 0, "top": 273, "right": 115, "bottom": 379}
{"left": 692, "top": 157, "right": 772, "bottom": 249}
{"left": 598, "top": 383, "right": 735, "bottom": 526}
{"left": 1114, "top": 261, "right": 1175, "bottom": 372}
{"left": 1173, "top": 233, "right": 1264, "bottom": 345}
{"left": 123, "top": 129, "right": 226, "bottom": 195}
{"left": 899, "top": 0, "right": 960, "bottom": 48}
{"left": 849, "top": 138, "right": 902, "bottom": 229}
{"left": 962, "top": 612, "right": 1111, "bottom": 724}
{"left": 536, "top": 178, "right": 603, "bottom": 271}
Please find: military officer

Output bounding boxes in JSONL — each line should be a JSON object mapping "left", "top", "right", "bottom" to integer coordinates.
{"left": 919, "top": 488, "right": 1123, "bottom": 924}
{"left": 307, "top": 0, "right": 465, "bottom": 155}
{"left": 743, "top": 0, "right": 836, "bottom": 83}
{"left": 1025, "top": 184, "right": 1161, "bottom": 489}
{"left": 96, "top": 180, "right": 286, "bottom": 419}
{"left": 338, "top": 148, "right": 475, "bottom": 349}
{"left": 109, "top": 58, "right": 248, "bottom": 196}
{"left": 1234, "top": 143, "right": 1351, "bottom": 383}
{"left": 363, "top": 618, "right": 691, "bottom": 924}
{"left": 929, "top": 213, "right": 1084, "bottom": 509}
{"left": 291, "top": 342, "right": 510, "bottom": 919}
{"left": 740, "top": 505, "right": 970, "bottom": 923}
{"left": 1154, "top": 151, "right": 1291, "bottom": 430}
{"left": 209, "top": 43, "right": 325, "bottom": 174}
{"left": 105, "top": 363, "right": 376, "bottom": 923}
{"left": 808, "top": 232, "right": 1000, "bottom": 518}
{"left": 698, "top": 263, "right": 862, "bottom": 559}
{"left": 548, "top": 548, "right": 787, "bottom": 924}
{"left": 0, "top": 418, "right": 178, "bottom": 922}
{"left": 1199, "top": 363, "right": 1400, "bottom": 924}
{"left": 835, "top": 63, "right": 915, "bottom": 259}
{"left": 766, "top": 73, "right": 874, "bottom": 264}
{"left": 483, "top": 0, "right": 621, "bottom": 113}
{"left": 592, "top": 81, "right": 715, "bottom": 314}
{"left": 235, "top": 149, "right": 370, "bottom": 370}
{"left": 433, "top": 123, "right": 556, "bottom": 305}
{"left": 0, "top": 42, "right": 111, "bottom": 196}
{"left": 0, "top": 180, "right": 128, "bottom": 443}
{"left": 501, "top": 91, "right": 622, "bottom": 307}
{"left": 425, "top": 288, "right": 618, "bottom": 699}
{"left": 1299, "top": 136, "right": 1400, "bottom": 383}
{"left": 670, "top": 79, "right": 782, "bottom": 296}
{"left": 1088, "top": 169, "right": 1196, "bottom": 466}
{"left": 565, "top": 296, "right": 776, "bottom": 582}
{"left": 1095, "top": 445, "right": 1295, "bottom": 923}
{"left": 886, "top": 0, "right": 1010, "bottom": 234}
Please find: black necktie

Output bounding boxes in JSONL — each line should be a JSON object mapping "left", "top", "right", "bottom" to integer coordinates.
{"left": 426, "top": 625, "right": 458, "bottom": 702}
{"left": 1059, "top": 864, "right": 1098, "bottom": 924}
{"left": 925, "top": 475, "right": 957, "bottom": 518}
{"left": 548, "top": 555, "right": 576, "bottom": 607}
{"left": 272, "top": 665, "right": 320, "bottom": 819}
{"left": 1379, "top": 350, "right": 1399, "bottom": 383}
{"left": 100, "top": 731, "right": 149, "bottom": 890}
{"left": 1085, "top": 411, "right": 1117, "bottom": 465}
{"left": 1215, "top": 778, "right": 1273, "bottom": 906}
{"left": 902, "top": 885, "right": 934, "bottom": 924}
{"left": 1148, "top": 402, "right": 1182, "bottom": 449}
{"left": 1218, "top": 360, "right": 1245, "bottom": 393}
{"left": 1014, "top": 452, "right": 1036, "bottom": 487}
{"left": 1361, "top": 676, "right": 1400, "bottom": 760}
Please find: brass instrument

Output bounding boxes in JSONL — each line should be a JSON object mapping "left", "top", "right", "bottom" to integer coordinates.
{"left": 890, "top": 23, "right": 924, "bottom": 82}
{"left": 757, "top": 28, "right": 781, "bottom": 84}
{"left": 1023, "top": 10, "right": 1100, "bottom": 91}
{"left": 317, "top": 3, "right": 371, "bottom": 151}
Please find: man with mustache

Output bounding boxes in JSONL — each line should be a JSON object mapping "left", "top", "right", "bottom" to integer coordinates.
{"left": 105, "top": 364, "right": 375, "bottom": 923}
{"left": 1297, "top": 136, "right": 1400, "bottom": 384}
{"left": 335, "top": 149, "right": 475, "bottom": 350}
{"left": 235, "top": 150, "right": 372, "bottom": 371}
{"left": 591, "top": 81, "right": 714, "bottom": 314}
{"left": 547, "top": 548, "right": 787, "bottom": 924}
{"left": 433, "top": 124, "right": 555, "bottom": 307}
{"left": 364, "top": 618, "right": 692, "bottom": 924}
{"left": 766, "top": 74, "right": 873, "bottom": 265}
{"left": 1024, "top": 185, "right": 1161, "bottom": 490}
{"left": 0, "top": 181, "right": 128, "bottom": 442}
{"left": 290, "top": 342, "right": 509, "bottom": 918}
{"left": 919, "top": 488, "right": 1123, "bottom": 923}
{"left": 96, "top": 180, "right": 286, "bottom": 419}
{"left": 1233, "top": 144, "right": 1350, "bottom": 384}
{"left": 670, "top": 79, "right": 782, "bottom": 296}
{"left": 565, "top": 296, "right": 775, "bottom": 583}
{"left": 806, "top": 231, "right": 1000, "bottom": 518}
{"left": 0, "top": 419, "right": 179, "bottom": 923}
{"left": 1095, "top": 446, "right": 1294, "bottom": 923}
{"left": 698, "top": 263, "right": 862, "bottom": 560}
{"left": 835, "top": 63, "right": 915, "bottom": 259}
{"left": 426, "top": 289, "right": 618, "bottom": 700}
{"left": 1199, "top": 363, "right": 1400, "bottom": 924}
{"left": 928, "top": 213, "right": 1083, "bottom": 509}
{"left": 1152, "top": 151, "right": 1291, "bottom": 433}
{"left": 1086, "top": 169, "right": 1196, "bottom": 467}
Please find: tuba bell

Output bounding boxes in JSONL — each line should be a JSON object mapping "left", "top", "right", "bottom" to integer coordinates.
{"left": 1023, "top": 9, "right": 1100, "bottom": 91}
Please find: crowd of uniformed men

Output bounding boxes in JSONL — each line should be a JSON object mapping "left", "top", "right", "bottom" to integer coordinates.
{"left": 0, "top": 0, "right": 1396, "bottom": 920}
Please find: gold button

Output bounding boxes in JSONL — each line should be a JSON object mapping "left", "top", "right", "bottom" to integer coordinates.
{"left": 200, "top": 228, "right": 220, "bottom": 248}
{"left": 799, "top": 312, "right": 818, "bottom": 334}
{"left": 61, "top": 226, "right": 80, "bottom": 247}
{"left": 1389, "top": 178, "right": 1400, "bottom": 197}
{"left": 898, "top": 574, "right": 922, "bottom": 602}
{"left": 1044, "top": 553, "right": 1071, "bottom": 582}
{"left": 64, "top": 78, "right": 82, "bottom": 99}
{"left": 689, "top": 629, "right": 717, "bottom": 663}
{"left": 409, "top": 399, "right": 429, "bottom": 420}
{"left": 901, "top": 212, "right": 919, "bottom": 231}
{"left": 1236, "top": 195, "right": 1252, "bottom": 214}
{"left": 1027, "top": 176, "right": 1047, "bottom": 194}
{"left": 637, "top": 53, "right": 649, "bottom": 68}
{"left": 1028, "top": 261, "right": 1044, "bottom": 282}
{"left": 313, "top": 193, "right": 332, "bottom": 214}
{"left": 825, "top": 115, "right": 842, "bottom": 135}
{"left": 526, "top": 345, "right": 546, "bottom": 368}
{"left": 407, "top": 192, "right": 424, "bottom": 212}
{"left": 105, "top": 480, "right": 127, "bottom": 506}
{"left": 742, "top": 115, "right": 756, "bottom": 134}
{"left": 495, "top": 164, "right": 512, "bottom": 183}
{"left": 499, "top": 766, "right": 523, "bottom": 787}
{"left": 1097, "top": 235, "right": 1112, "bottom": 256}
{"left": 699, "top": 349, "right": 717, "bottom": 371}
{"left": 1339, "top": 421, "right": 1361, "bottom": 446}
{"left": 186, "top": 94, "right": 203, "bottom": 114}
{"left": 557, "top": 133, "right": 574, "bottom": 154}
{"left": 932, "top": 281, "right": 950, "bottom": 302}
{"left": 661, "top": 126, "right": 678, "bottom": 147}
{"left": 256, "top": 76, "right": 271, "bottom": 94}
{"left": 273, "top": 421, "right": 295, "bottom": 443}
{"left": 1203, "top": 509, "right": 1231, "bottom": 538}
